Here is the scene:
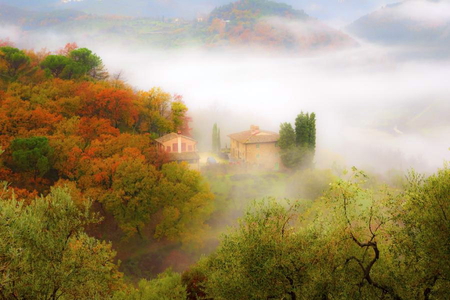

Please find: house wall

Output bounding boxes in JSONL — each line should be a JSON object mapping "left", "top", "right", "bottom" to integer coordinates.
{"left": 230, "top": 139, "right": 246, "bottom": 160}
{"left": 230, "top": 139, "right": 281, "bottom": 170}
{"left": 246, "top": 142, "right": 281, "bottom": 169}
{"left": 160, "top": 137, "right": 197, "bottom": 153}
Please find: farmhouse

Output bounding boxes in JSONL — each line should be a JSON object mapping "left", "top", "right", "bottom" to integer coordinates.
{"left": 155, "top": 133, "right": 200, "bottom": 170}
{"left": 228, "top": 125, "right": 281, "bottom": 170}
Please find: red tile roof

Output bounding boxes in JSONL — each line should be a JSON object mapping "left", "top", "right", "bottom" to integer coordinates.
{"left": 228, "top": 129, "right": 279, "bottom": 144}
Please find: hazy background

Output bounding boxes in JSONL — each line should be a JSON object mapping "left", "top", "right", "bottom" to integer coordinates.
{"left": 1, "top": 0, "right": 449, "bottom": 174}
{"left": 1, "top": 0, "right": 398, "bottom": 25}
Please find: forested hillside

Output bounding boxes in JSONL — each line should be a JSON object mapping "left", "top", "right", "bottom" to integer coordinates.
{"left": 0, "top": 43, "right": 216, "bottom": 297}
{"left": 347, "top": 0, "right": 450, "bottom": 53}
{"left": 192, "top": 0, "right": 356, "bottom": 50}
{"left": 0, "top": 41, "right": 449, "bottom": 299}
{"left": 1, "top": 0, "right": 356, "bottom": 51}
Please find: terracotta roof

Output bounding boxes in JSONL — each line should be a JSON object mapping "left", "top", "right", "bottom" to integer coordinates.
{"left": 169, "top": 152, "right": 200, "bottom": 161}
{"left": 155, "top": 133, "right": 197, "bottom": 144}
{"left": 228, "top": 129, "right": 279, "bottom": 144}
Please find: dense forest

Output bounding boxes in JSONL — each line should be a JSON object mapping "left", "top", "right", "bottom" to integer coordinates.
{"left": 0, "top": 41, "right": 449, "bottom": 299}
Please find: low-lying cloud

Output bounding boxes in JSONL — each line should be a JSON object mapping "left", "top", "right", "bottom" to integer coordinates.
{"left": 389, "top": 0, "right": 450, "bottom": 23}
{"left": 97, "top": 43, "right": 449, "bottom": 173}
{"left": 1, "top": 22, "right": 449, "bottom": 174}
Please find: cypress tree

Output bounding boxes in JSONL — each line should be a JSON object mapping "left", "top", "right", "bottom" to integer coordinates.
{"left": 295, "top": 112, "right": 309, "bottom": 147}
{"left": 212, "top": 123, "right": 218, "bottom": 152}
{"left": 308, "top": 112, "right": 316, "bottom": 151}
{"left": 217, "top": 128, "right": 221, "bottom": 153}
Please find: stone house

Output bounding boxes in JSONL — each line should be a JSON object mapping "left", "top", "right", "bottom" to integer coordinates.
{"left": 228, "top": 125, "right": 281, "bottom": 170}
{"left": 155, "top": 133, "right": 200, "bottom": 170}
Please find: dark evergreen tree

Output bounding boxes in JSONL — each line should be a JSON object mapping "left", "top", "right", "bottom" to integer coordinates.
{"left": 212, "top": 123, "right": 218, "bottom": 153}
{"left": 280, "top": 112, "right": 316, "bottom": 169}
{"left": 10, "top": 136, "right": 54, "bottom": 179}
{"left": 217, "top": 128, "right": 221, "bottom": 152}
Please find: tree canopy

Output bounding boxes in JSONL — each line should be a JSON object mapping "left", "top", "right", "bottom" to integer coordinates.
{"left": 0, "top": 186, "right": 124, "bottom": 299}
{"left": 188, "top": 164, "right": 450, "bottom": 299}
{"left": 279, "top": 112, "right": 316, "bottom": 169}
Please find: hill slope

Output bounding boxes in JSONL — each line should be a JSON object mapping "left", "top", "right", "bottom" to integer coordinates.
{"left": 347, "top": 0, "right": 450, "bottom": 51}
{"left": 0, "top": 0, "right": 356, "bottom": 52}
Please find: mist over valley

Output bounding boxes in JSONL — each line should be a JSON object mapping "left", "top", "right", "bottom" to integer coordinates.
{"left": 0, "top": 1, "right": 449, "bottom": 299}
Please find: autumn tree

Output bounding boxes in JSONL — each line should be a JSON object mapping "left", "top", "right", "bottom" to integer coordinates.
{"left": 136, "top": 88, "right": 188, "bottom": 136}
{"left": 92, "top": 88, "right": 137, "bottom": 128}
{"left": 171, "top": 98, "right": 188, "bottom": 133}
{"left": 57, "top": 42, "right": 78, "bottom": 56}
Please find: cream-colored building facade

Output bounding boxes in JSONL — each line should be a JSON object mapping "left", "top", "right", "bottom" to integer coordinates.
{"left": 229, "top": 125, "right": 281, "bottom": 170}
{"left": 155, "top": 133, "right": 200, "bottom": 170}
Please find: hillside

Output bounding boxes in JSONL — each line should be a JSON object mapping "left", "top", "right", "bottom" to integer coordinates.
{"left": 205, "top": 0, "right": 356, "bottom": 50}
{"left": 1, "top": 0, "right": 356, "bottom": 51}
{"left": 347, "top": 0, "right": 450, "bottom": 51}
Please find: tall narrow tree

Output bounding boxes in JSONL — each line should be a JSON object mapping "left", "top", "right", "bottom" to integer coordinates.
{"left": 308, "top": 112, "right": 316, "bottom": 151}
{"left": 217, "top": 128, "right": 221, "bottom": 153}
{"left": 280, "top": 112, "right": 316, "bottom": 169}
{"left": 212, "top": 123, "right": 218, "bottom": 153}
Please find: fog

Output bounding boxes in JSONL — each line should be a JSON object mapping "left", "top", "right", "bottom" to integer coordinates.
{"left": 385, "top": 0, "right": 450, "bottom": 23}
{"left": 1, "top": 3, "right": 449, "bottom": 174}
{"left": 89, "top": 42, "right": 448, "bottom": 173}
{"left": 1, "top": 0, "right": 449, "bottom": 279}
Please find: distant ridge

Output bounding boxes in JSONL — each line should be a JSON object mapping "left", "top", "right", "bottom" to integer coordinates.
{"left": 347, "top": 0, "right": 450, "bottom": 50}
{"left": 0, "top": 0, "right": 357, "bottom": 52}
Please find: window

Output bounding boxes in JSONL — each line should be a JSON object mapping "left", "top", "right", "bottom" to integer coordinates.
{"left": 173, "top": 143, "right": 178, "bottom": 152}
{"left": 181, "top": 143, "right": 186, "bottom": 152}
{"left": 166, "top": 146, "right": 171, "bottom": 152}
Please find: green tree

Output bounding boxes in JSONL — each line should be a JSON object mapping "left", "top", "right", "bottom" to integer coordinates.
{"left": 278, "top": 122, "right": 296, "bottom": 149}
{"left": 212, "top": 123, "right": 222, "bottom": 153}
{"left": 388, "top": 166, "right": 450, "bottom": 299}
{"left": 203, "top": 199, "right": 308, "bottom": 300}
{"left": 154, "top": 162, "right": 214, "bottom": 246}
{"left": 41, "top": 48, "right": 105, "bottom": 80}
{"left": 102, "top": 156, "right": 160, "bottom": 238}
{"left": 114, "top": 269, "right": 186, "bottom": 300}
{"left": 295, "top": 111, "right": 315, "bottom": 151}
{"left": 69, "top": 48, "right": 107, "bottom": 80}
{"left": 0, "top": 186, "right": 124, "bottom": 299}
{"left": 199, "top": 165, "right": 450, "bottom": 299}
{"left": 41, "top": 55, "right": 83, "bottom": 79}
{"left": 10, "top": 136, "right": 54, "bottom": 179}
{"left": 212, "top": 123, "right": 218, "bottom": 152}
{"left": 0, "top": 46, "right": 32, "bottom": 82}
{"left": 218, "top": 127, "right": 221, "bottom": 152}
{"left": 279, "top": 112, "right": 316, "bottom": 169}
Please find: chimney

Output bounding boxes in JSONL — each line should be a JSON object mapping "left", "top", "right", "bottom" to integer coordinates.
{"left": 250, "top": 125, "right": 260, "bottom": 135}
